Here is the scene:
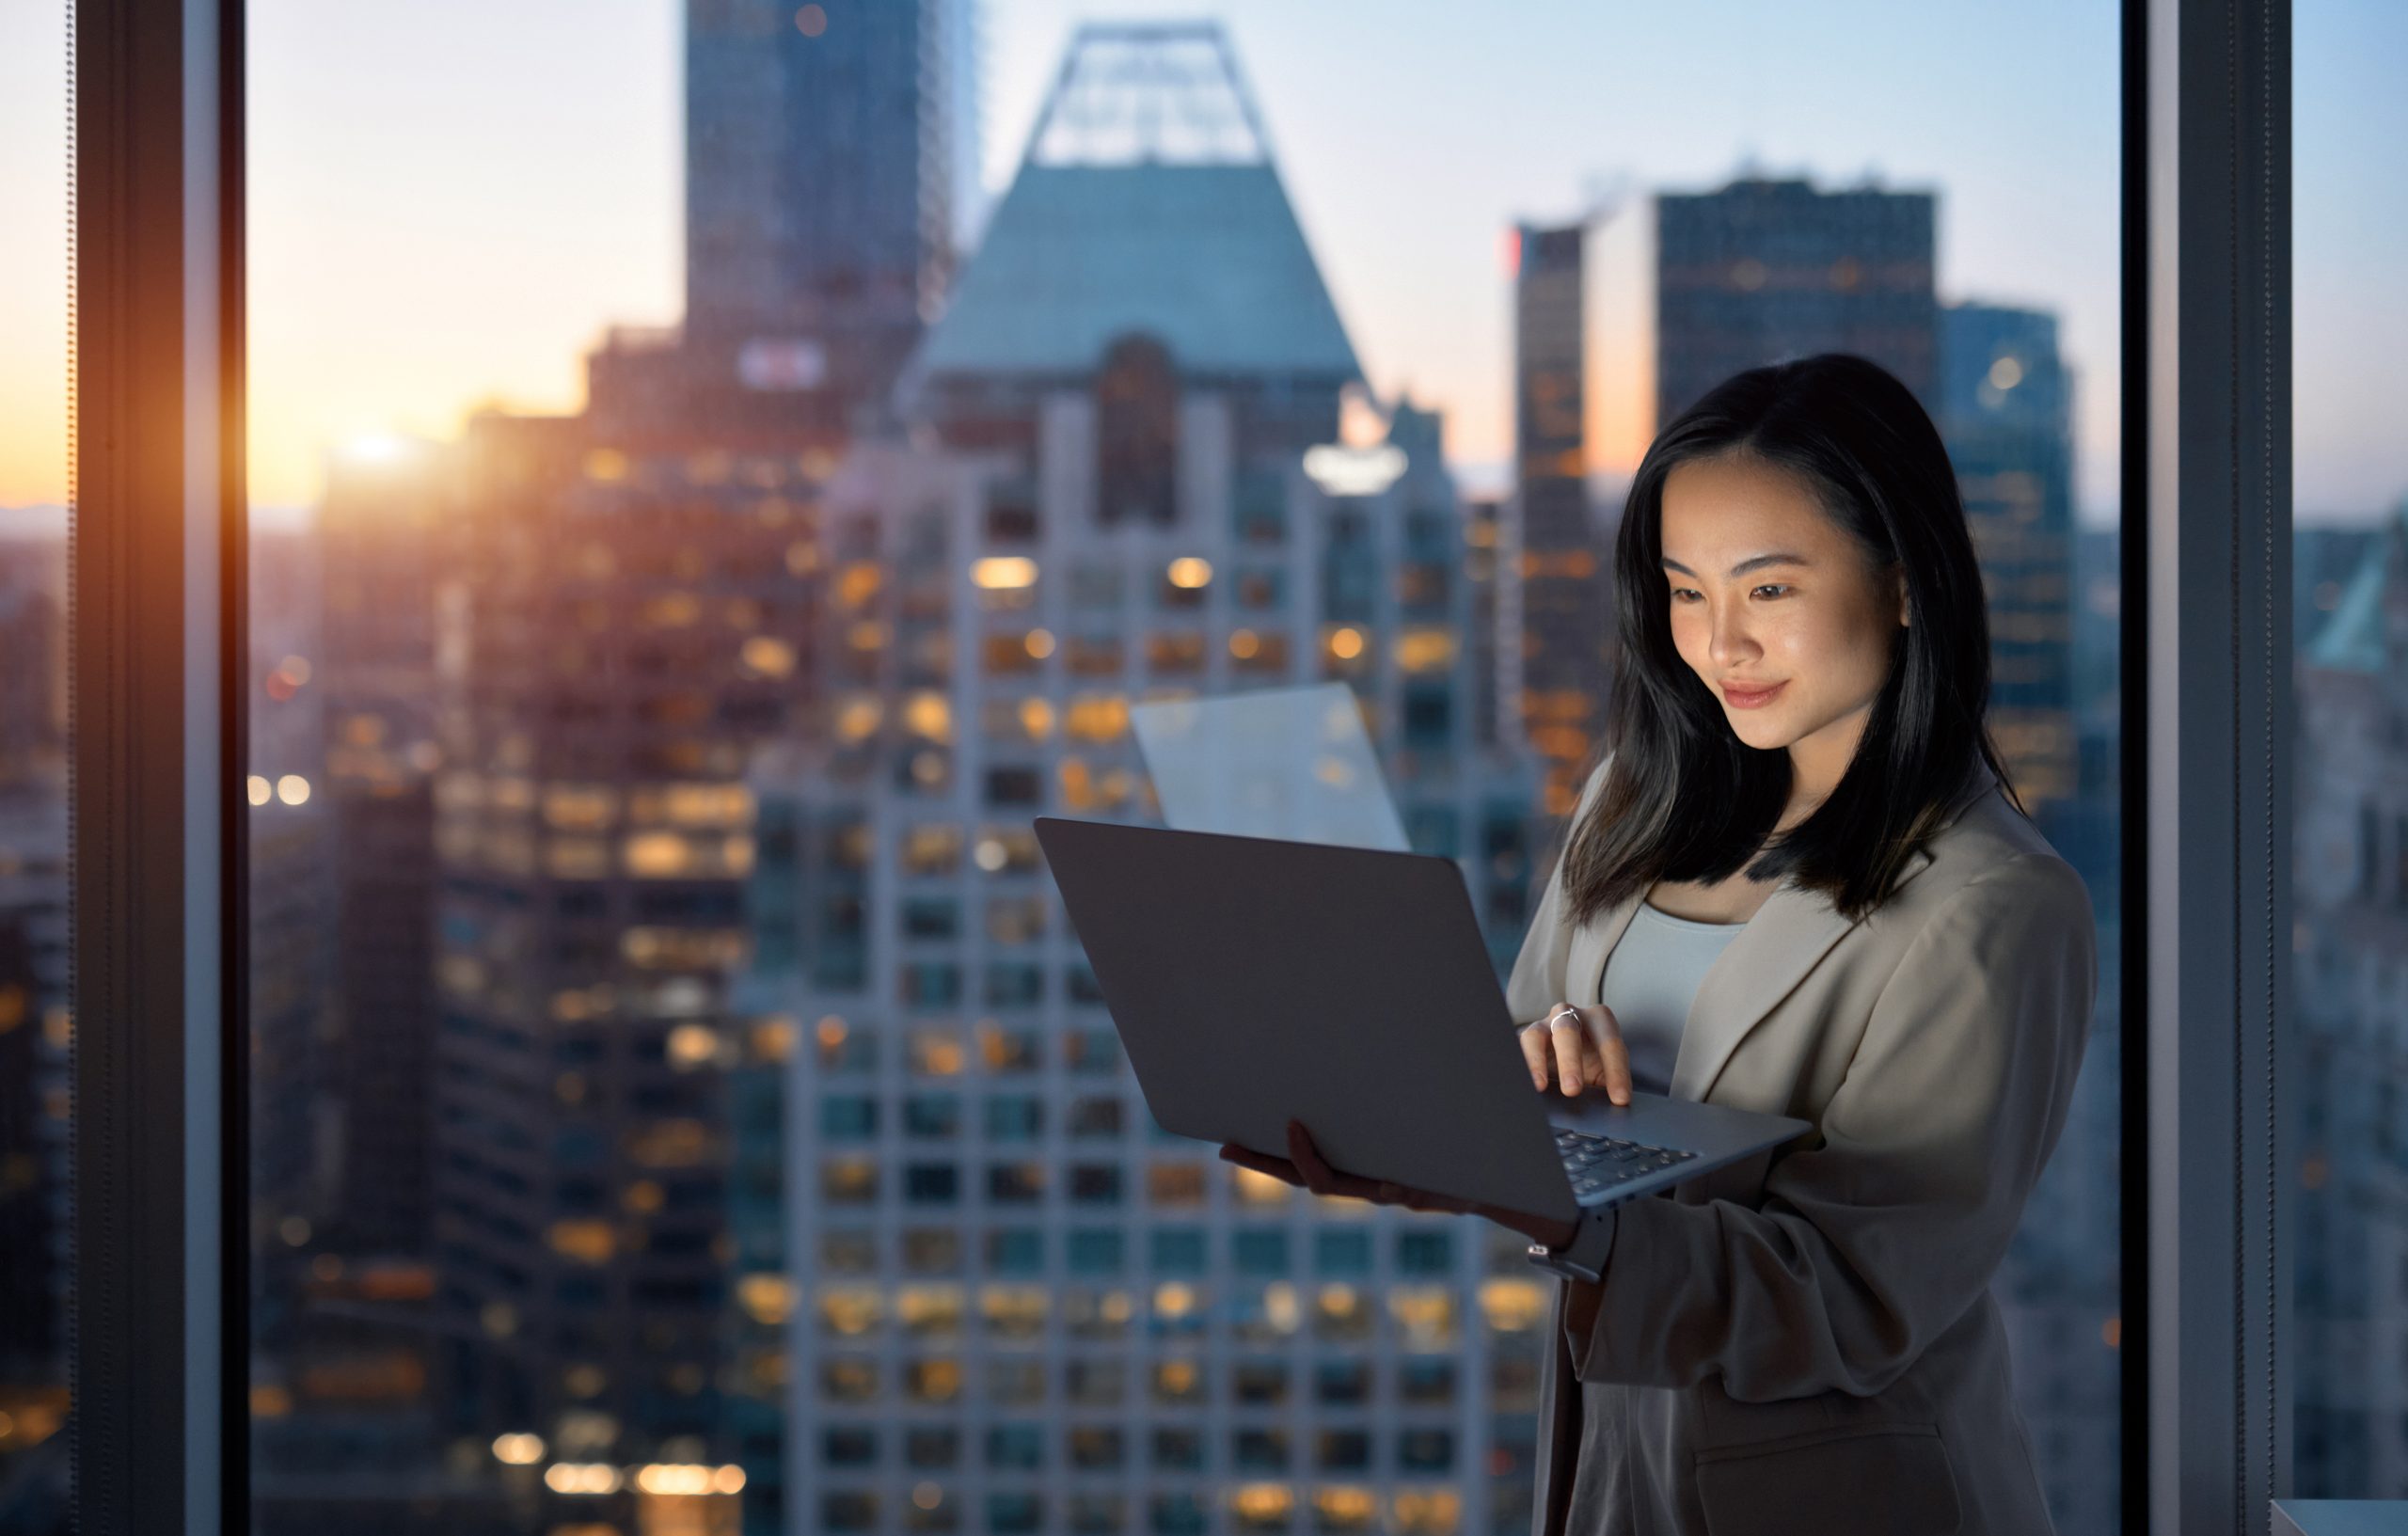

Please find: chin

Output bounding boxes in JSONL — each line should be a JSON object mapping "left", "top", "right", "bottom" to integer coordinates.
{"left": 1726, "top": 714, "right": 1795, "bottom": 751}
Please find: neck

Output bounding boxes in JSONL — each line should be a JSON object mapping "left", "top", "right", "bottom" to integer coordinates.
{"left": 1783, "top": 707, "right": 1870, "bottom": 821}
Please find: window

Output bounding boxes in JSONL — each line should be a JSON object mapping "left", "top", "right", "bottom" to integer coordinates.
{"left": 2293, "top": 4, "right": 2408, "bottom": 1496}
{"left": 12, "top": 1, "right": 2147, "bottom": 1527}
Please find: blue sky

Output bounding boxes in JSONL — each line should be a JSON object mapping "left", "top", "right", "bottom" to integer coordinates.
{"left": 1, "top": 0, "right": 2399, "bottom": 524}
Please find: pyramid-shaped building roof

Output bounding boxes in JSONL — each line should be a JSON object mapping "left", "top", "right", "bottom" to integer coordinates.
{"left": 898, "top": 24, "right": 1360, "bottom": 397}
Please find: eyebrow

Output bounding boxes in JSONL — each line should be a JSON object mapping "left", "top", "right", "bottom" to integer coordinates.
{"left": 1660, "top": 552, "right": 1812, "bottom": 578}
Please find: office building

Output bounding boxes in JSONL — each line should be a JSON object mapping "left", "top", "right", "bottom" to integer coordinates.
{"left": 422, "top": 404, "right": 822, "bottom": 1477}
{"left": 1509, "top": 219, "right": 1612, "bottom": 820}
{"left": 1655, "top": 175, "right": 1939, "bottom": 426}
{"left": 737, "top": 25, "right": 1547, "bottom": 1534}
{"left": 598, "top": 0, "right": 982, "bottom": 451}
{"left": 1939, "top": 301, "right": 2081, "bottom": 811}
{"left": 2292, "top": 495, "right": 2408, "bottom": 1497}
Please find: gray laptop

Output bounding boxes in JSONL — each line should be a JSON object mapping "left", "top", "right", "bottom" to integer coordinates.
{"left": 1032, "top": 815, "right": 1811, "bottom": 1224}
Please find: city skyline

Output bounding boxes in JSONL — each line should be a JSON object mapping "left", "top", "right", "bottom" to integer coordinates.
{"left": 0, "top": 0, "right": 2172, "bottom": 524}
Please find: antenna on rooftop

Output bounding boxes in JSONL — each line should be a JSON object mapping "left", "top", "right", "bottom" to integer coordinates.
{"left": 1016, "top": 21, "right": 1275, "bottom": 174}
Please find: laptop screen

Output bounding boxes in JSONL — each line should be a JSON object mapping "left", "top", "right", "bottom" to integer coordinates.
{"left": 1129, "top": 681, "right": 1410, "bottom": 852}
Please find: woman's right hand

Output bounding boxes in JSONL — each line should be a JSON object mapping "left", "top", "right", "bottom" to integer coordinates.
{"left": 1518, "top": 1001, "right": 1633, "bottom": 1105}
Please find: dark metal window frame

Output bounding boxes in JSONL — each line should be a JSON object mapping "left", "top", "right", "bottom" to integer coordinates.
{"left": 68, "top": 1, "right": 2296, "bottom": 1532}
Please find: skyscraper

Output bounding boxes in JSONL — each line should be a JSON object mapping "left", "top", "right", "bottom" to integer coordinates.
{"left": 423, "top": 407, "right": 821, "bottom": 1477}
{"left": 652, "top": 0, "right": 980, "bottom": 443}
{"left": 1655, "top": 175, "right": 1939, "bottom": 426}
{"left": 1939, "top": 302, "right": 2080, "bottom": 811}
{"left": 2292, "top": 497, "right": 2408, "bottom": 1499}
{"left": 1508, "top": 219, "right": 1609, "bottom": 819}
{"left": 738, "top": 25, "right": 1547, "bottom": 1535}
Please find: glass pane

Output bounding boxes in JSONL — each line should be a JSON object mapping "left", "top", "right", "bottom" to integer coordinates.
{"left": 2291, "top": 0, "right": 2408, "bottom": 1501}
{"left": 246, "top": 4, "right": 2124, "bottom": 1532}
{"left": 0, "top": 0, "right": 72, "bottom": 1528}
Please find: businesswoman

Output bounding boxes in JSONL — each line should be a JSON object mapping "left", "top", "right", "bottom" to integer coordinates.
{"left": 1223, "top": 353, "right": 2098, "bottom": 1535}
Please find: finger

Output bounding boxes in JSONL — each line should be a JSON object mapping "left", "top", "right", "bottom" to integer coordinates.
{"left": 1583, "top": 1006, "right": 1633, "bottom": 1106}
{"left": 1519, "top": 1021, "right": 1554, "bottom": 1089}
{"left": 1287, "top": 1120, "right": 1340, "bottom": 1195}
{"left": 1551, "top": 1016, "right": 1586, "bottom": 1098}
{"left": 1218, "top": 1143, "right": 1304, "bottom": 1186}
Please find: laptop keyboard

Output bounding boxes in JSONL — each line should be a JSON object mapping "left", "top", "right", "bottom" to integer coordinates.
{"left": 1554, "top": 1127, "right": 1698, "bottom": 1197}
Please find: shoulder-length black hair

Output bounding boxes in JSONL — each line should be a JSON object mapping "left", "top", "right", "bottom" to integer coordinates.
{"left": 1559, "top": 352, "right": 2025, "bottom": 928}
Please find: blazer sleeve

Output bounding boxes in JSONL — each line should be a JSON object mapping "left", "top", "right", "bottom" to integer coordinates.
{"left": 1501, "top": 753, "right": 1615, "bottom": 1027}
{"left": 1561, "top": 849, "right": 2099, "bottom": 1401}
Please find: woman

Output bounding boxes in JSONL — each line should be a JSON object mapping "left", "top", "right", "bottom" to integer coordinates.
{"left": 1222, "top": 353, "right": 2098, "bottom": 1535}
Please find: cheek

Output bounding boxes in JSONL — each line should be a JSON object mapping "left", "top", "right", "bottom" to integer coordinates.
{"left": 1666, "top": 606, "right": 1712, "bottom": 670}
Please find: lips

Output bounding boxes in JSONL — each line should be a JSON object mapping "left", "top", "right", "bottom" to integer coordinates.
{"left": 1720, "top": 680, "right": 1785, "bottom": 708}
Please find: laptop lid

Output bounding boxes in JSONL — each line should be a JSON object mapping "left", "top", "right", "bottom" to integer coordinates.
{"left": 1032, "top": 814, "right": 1577, "bottom": 1222}
{"left": 1130, "top": 682, "right": 1410, "bottom": 852}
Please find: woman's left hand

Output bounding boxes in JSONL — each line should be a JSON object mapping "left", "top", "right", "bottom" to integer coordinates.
{"left": 1218, "top": 1118, "right": 1577, "bottom": 1250}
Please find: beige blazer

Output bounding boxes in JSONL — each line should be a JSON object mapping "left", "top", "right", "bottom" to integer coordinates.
{"left": 1503, "top": 752, "right": 2097, "bottom": 1536}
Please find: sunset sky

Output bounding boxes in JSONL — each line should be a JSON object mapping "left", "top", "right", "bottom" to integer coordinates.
{"left": 1, "top": 1, "right": 2398, "bottom": 524}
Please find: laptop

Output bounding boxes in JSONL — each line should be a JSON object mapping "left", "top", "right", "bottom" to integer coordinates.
{"left": 1032, "top": 815, "right": 1811, "bottom": 1224}
{"left": 1129, "top": 682, "right": 1410, "bottom": 853}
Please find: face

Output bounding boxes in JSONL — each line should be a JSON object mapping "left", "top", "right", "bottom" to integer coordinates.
{"left": 1657, "top": 451, "right": 1907, "bottom": 768}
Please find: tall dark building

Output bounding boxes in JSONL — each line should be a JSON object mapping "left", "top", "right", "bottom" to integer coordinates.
{"left": 648, "top": 0, "right": 977, "bottom": 444}
{"left": 1508, "top": 219, "right": 1609, "bottom": 819}
{"left": 1940, "top": 302, "right": 2080, "bottom": 809}
{"left": 1655, "top": 175, "right": 1939, "bottom": 426}
{"left": 424, "top": 406, "right": 822, "bottom": 1470}
{"left": 318, "top": 446, "right": 448, "bottom": 1259}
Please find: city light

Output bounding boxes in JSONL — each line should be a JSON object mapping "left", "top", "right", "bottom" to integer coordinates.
{"left": 543, "top": 1461, "right": 622, "bottom": 1494}
{"left": 971, "top": 555, "right": 1038, "bottom": 589}
{"left": 490, "top": 1432, "right": 545, "bottom": 1465}
{"left": 275, "top": 773, "right": 310, "bottom": 805}
{"left": 246, "top": 775, "right": 272, "bottom": 806}
{"left": 1302, "top": 442, "right": 1407, "bottom": 496}
{"left": 1165, "top": 555, "right": 1212, "bottom": 588}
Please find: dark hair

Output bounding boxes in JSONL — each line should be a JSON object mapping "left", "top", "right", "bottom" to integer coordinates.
{"left": 1560, "top": 352, "right": 2025, "bottom": 927}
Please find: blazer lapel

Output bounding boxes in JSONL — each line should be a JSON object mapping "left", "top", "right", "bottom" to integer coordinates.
{"left": 1656, "top": 758, "right": 2000, "bottom": 1104}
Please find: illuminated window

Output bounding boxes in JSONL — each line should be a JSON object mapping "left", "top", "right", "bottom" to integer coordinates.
{"left": 818, "top": 1286, "right": 882, "bottom": 1338}
{"left": 1147, "top": 1164, "right": 1207, "bottom": 1208}
{"left": 1145, "top": 630, "right": 1206, "bottom": 673}
{"left": 1391, "top": 1489, "right": 1461, "bottom": 1536}
{"left": 1386, "top": 1287, "right": 1458, "bottom": 1349}
{"left": 979, "top": 1287, "right": 1049, "bottom": 1341}
{"left": 896, "top": 1285, "right": 965, "bottom": 1339}
{"left": 820, "top": 1158, "right": 879, "bottom": 1206}
{"left": 909, "top": 1028, "right": 966, "bottom": 1076}
{"left": 904, "top": 1358, "right": 962, "bottom": 1404}
{"left": 1229, "top": 1481, "right": 1294, "bottom": 1532}
{"left": 1314, "top": 1285, "right": 1373, "bottom": 1343}
{"left": 1150, "top": 1357, "right": 1205, "bottom": 1406}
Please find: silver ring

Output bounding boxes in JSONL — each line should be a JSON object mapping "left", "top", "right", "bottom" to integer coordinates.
{"left": 1549, "top": 1006, "right": 1580, "bottom": 1028}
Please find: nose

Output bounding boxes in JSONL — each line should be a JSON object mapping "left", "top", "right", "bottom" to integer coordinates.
{"left": 1706, "top": 596, "right": 1762, "bottom": 670}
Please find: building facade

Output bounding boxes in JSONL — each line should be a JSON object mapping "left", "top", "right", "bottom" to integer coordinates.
{"left": 738, "top": 27, "right": 1552, "bottom": 1535}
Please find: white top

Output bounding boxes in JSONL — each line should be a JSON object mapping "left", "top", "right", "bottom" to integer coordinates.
{"left": 1595, "top": 897, "right": 1750, "bottom": 1097}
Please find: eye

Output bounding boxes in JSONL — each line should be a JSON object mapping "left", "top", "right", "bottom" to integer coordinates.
{"left": 1751, "top": 584, "right": 1790, "bottom": 600}
{"left": 1669, "top": 587, "right": 1701, "bottom": 604}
